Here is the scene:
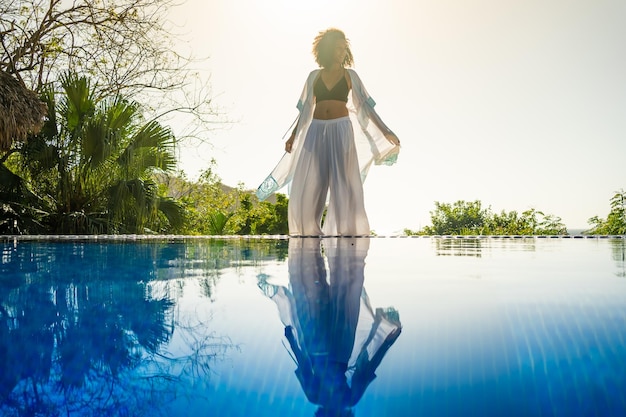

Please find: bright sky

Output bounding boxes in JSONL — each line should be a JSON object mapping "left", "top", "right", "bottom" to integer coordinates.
{"left": 168, "top": 0, "right": 626, "bottom": 233}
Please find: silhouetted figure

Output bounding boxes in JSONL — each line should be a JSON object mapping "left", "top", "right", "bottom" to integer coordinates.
{"left": 256, "top": 28, "right": 400, "bottom": 236}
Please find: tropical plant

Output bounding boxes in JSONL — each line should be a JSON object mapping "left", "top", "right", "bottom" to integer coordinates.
{"left": 586, "top": 190, "right": 626, "bottom": 235}
{"left": 1, "top": 72, "right": 184, "bottom": 234}
{"left": 165, "top": 165, "right": 289, "bottom": 236}
{"left": 228, "top": 191, "right": 289, "bottom": 235}
{"left": 485, "top": 208, "right": 566, "bottom": 235}
{"left": 206, "top": 211, "right": 234, "bottom": 235}
{"left": 408, "top": 200, "right": 567, "bottom": 235}
{"left": 169, "top": 164, "right": 236, "bottom": 235}
{"left": 1, "top": 0, "right": 218, "bottom": 171}
{"left": 421, "top": 200, "right": 489, "bottom": 235}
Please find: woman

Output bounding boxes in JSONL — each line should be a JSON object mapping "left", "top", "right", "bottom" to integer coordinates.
{"left": 256, "top": 28, "right": 400, "bottom": 236}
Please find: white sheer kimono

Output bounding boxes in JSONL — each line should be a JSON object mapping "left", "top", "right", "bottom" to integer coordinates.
{"left": 256, "top": 69, "right": 400, "bottom": 235}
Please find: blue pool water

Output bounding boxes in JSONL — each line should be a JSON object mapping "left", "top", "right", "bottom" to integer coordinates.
{"left": 1, "top": 236, "right": 625, "bottom": 417}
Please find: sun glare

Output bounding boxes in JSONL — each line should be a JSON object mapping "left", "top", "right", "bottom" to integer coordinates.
{"left": 262, "top": 0, "right": 357, "bottom": 31}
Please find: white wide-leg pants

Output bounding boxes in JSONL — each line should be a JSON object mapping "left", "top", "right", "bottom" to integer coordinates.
{"left": 288, "top": 117, "right": 370, "bottom": 236}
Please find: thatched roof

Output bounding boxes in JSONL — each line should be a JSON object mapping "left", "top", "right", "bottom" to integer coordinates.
{"left": 0, "top": 71, "right": 48, "bottom": 151}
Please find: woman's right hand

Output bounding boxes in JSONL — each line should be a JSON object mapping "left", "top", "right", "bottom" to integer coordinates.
{"left": 285, "top": 135, "right": 295, "bottom": 153}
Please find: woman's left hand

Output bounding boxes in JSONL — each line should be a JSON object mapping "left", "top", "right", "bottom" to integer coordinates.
{"left": 384, "top": 132, "right": 400, "bottom": 146}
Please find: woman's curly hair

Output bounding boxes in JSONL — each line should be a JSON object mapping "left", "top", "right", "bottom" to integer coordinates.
{"left": 312, "top": 28, "right": 354, "bottom": 68}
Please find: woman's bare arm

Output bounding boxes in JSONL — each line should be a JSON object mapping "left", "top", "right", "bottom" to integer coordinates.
{"left": 285, "top": 118, "right": 299, "bottom": 153}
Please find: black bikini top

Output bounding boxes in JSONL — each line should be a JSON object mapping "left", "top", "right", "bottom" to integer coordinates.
{"left": 314, "top": 72, "right": 349, "bottom": 103}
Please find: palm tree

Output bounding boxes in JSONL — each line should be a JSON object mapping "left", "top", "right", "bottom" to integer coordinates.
{"left": 4, "top": 72, "right": 183, "bottom": 234}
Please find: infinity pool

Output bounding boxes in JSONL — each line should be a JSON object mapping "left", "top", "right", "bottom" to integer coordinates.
{"left": 1, "top": 236, "right": 625, "bottom": 417}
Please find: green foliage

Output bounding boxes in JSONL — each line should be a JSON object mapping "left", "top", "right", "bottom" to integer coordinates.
{"left": 167, "top": 166, "right": 289, "bottom": 236}
{"left": 227, "top": 191, "right": 289, "bottom": 235}
{"left": 207, "top": 211, "right": 233, "bottom": 235}
{"left": 423, "top": 200, "right": 488, "bottom": 235}
{"left": 586, "top": 190, "right": 626, "bottom": 235}
{"left": 486, "top": 208, "right": 566, "bottom": 235}
{"left": 407, "top": 200, "right": 567, "bottom": 236}
{"left": 173, "top": 164, "right": 235, "bottom": 235}
{"left": 0, "top": 72, "right": 184, "bottom": 234}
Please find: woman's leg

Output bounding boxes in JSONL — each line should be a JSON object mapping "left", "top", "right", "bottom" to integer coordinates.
{"left": 322, "top": 118, "right": 370, "bottom": 236}
{"left": 288, "top": 121, "right": 329, "bottom": 235}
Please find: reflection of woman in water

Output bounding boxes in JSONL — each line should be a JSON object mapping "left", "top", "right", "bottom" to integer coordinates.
{"left": 258, "top": 237, "right": 401, "bottom": 416}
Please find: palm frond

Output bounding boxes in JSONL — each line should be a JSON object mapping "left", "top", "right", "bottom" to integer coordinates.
{"left": 207, "top": 211, "right": 233, "bottom": 235}
{"left": 157, "top": 197, "right": 185, "bottom": 230}
{"left": 59, "top": 73, "right": 97, "bottom": 133}
{"left": 117, "top": 120, "right": 176, "bottom": 173}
